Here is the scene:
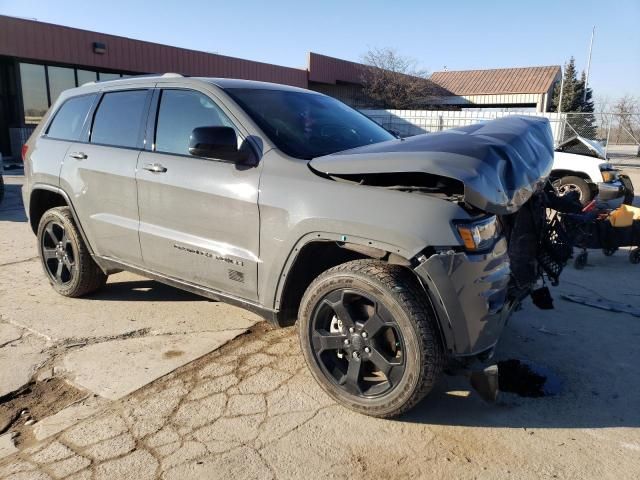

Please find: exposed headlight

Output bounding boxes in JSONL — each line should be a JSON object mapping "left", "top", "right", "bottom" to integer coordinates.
{"left": 599, "top": 163, "right": 620, "bottom": 182}
{"left": 455, "top": 216, "right": 500, "bottom": 252}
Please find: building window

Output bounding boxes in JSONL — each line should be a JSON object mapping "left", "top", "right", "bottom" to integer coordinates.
{"left": 77, "top": 69, "right": 98, "bottom": 86}
{"left": 19, "top": 63, "right": 48, "bottom": 124}
{"left": 48, "top": 66, "right": 76, "bottom": 104}
{"left": 98, "top": 72, "right": 121, "bottom": 81}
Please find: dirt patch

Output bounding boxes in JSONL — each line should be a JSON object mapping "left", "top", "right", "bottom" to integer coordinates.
{"left": 0, "top": 378, "right": 85, "bottom": 446}
{"left": 163, "top": 349, "right": 185, "bottom": 359}
{"left": 498, "top": 359, "right": 563, "bottom": 397}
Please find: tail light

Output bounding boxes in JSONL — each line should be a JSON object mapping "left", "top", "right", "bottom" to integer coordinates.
{"left": 21, "top": 144, "right": 28, "bottom": 163}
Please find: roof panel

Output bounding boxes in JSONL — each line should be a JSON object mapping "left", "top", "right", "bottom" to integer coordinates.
{"left": 431, "top": 65, "right": 561, "bottom": 95}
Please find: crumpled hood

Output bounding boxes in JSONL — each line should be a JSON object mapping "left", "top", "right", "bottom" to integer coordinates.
{"left": 309, "top": 116, "right": 554, "bottom": 214}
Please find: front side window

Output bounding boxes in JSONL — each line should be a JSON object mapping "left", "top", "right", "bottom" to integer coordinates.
{"left": 91, "top": 90, "right": 148, "bottom": 148}
{"left": 48, "top": 66, "right": 76, "bottom": 104}
{"left": 46, "top": 94, "right": 96, "bottom": 141}
{"left": 155, "top": 89, "right": 236, "bottom": 156}
{"left": 224, "top": 88, "right": 394, "bottom": 159}
{"left": 19, "top": 63, "right": 49, "bottom": 124}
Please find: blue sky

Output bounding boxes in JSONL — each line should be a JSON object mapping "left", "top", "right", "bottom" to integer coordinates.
{"left": 1, "top": 0, "right": 638, "bottom": 101}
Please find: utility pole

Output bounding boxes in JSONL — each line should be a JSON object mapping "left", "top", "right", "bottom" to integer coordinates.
{"left": 584, "top": 26, "right": 595, "bottom": 103}
{"left": 558, "top": 67, "right": 564, "bottom": 114}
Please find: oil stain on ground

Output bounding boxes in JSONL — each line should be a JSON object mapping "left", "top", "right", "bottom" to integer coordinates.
{"left": 498, "top": 359, "right": 563, "bottom": 397}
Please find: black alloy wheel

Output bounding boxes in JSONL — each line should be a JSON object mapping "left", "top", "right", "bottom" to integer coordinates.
{"left": 37, "top": 207, "right": 107, "bottom": 297}
{"left": 41, "top": 220, "right": 76, "bottom": 285}
{"left": 310, "top": 288, "right": 406, "bottom": 398}
{"left": 298, "top": 260, "right": 444, "bottom": 418}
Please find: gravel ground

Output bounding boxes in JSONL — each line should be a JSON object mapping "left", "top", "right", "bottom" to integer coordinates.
{"left": 0, "top": 167, "right": 639, "bottom": 479}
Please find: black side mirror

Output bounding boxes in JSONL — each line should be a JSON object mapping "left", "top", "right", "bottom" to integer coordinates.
{"left": 188, "top": 126, "right": 250, "bottom": 163}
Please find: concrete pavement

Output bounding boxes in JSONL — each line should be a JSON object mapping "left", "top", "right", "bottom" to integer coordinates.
{"left": 1, "top": 167, "right": 639, "bottom": 478}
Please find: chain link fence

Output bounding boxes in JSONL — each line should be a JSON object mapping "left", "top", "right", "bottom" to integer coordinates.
{"left": 361, "top": 109, "right": 640, "bottom": 167}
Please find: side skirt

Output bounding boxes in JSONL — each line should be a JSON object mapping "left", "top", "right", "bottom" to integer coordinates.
{"left": 93, "top": 256, "right": 280, "bottom": 326}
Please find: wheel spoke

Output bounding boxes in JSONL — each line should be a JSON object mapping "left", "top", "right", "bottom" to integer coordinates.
{"left": 363, "top": 313, "right": 386, "bottom": 337}
{"left": 63, "top": 257, "right": 74, "bottom": 276}
{"left": 42, "top": 248, "right": 57, "bottom": 260}
{"left": 368, "top": 347, "right": 404, "bottom": 386}
{"left": 55, "top": 260, "right": 64, "bottom": 282}
{"left": 45, "top": 224, "right": 59, "bottom": 243}
{"left": 322, "top": 292, "right": 355, "bottom": 329}
{"left": 340, "top": 358, "right": 362, "bottom": 395}
{"left": 312, "top": 331, "right": 348, "bottom": 352}
{"left": 61, "top": 229, "right": 71, "bottom": 248}
{"left": 363, "top": 302, "right": 394, "bottom": 337}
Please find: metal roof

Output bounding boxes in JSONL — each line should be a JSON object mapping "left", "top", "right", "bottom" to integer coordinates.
{"left": 430, "top": 66, "right": 561, "bottom": 95}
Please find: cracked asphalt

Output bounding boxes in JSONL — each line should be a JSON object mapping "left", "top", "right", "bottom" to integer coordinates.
{"left": 1, "top": 167, "right": 640, "bottom": 479}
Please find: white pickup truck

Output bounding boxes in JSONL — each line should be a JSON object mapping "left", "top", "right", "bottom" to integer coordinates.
{"left": 552, "top": 136, "right": 632, "bottom": 204}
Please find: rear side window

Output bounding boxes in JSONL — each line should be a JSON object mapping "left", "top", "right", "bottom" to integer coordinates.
{"left": 155, "top": 89, "right": 236, "bottom": 155}
{"left": 46, "top": 94, "right": 96, "bottom": 141}
{"left": 91, "top": 90, "right": 148, "bottom": 148}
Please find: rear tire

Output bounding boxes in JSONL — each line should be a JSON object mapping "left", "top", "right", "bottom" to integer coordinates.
{"left": 37, "top": 207, "right": 107, "bottom": 297}
{"left": 556, "top": 176, "right": 592, "bottom": 205}
{"left": 298, "top": 259, "right": 444, "bottom": 418}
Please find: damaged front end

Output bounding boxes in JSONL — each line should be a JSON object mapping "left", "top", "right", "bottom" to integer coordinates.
{"left": 310, "top": 116, "right": 565, "bottom": 362}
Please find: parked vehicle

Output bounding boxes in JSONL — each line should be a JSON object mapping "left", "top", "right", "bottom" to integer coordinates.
{"left": 0, "top": 156, "right": 4, "bottom": 205}
{"left": 552, "top": 135, "right": 629, "bottom": 204}
{"left": 22, "top": 75, "right": 556, "bottom": 417}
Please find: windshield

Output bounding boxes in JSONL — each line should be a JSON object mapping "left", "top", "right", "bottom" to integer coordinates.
{"left": 225, "top": 88, "right": 395, "bottom": 159}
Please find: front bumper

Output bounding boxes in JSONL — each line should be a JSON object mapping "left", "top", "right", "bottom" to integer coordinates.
{"left": 414, "top": 237, "right": 513, "bottom": 357}
{"left": 597, "top": 180, "right": 625, "bottom": 201}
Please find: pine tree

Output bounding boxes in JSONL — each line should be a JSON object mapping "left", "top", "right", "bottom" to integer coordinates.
{"left": 574, "top": 71, "right": 597, "bottom": 138}
{"left": 550, "top": 57, "right": 597, "bottom": 140}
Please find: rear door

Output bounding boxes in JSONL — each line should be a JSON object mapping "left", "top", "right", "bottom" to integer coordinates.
{"left": 136, "top": 86, "right": 260, "bottom": 300}
{"left": 60, "top": 88, "right": 151, "bottom": 265}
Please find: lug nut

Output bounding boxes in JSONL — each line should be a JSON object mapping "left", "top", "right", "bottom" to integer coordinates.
{"left": 364, "top": 347, "right": 371, "bottom": 353}
{"left": 352, "top": 351, "right": 360, "bottom": 359}
{"left": 344, "top": 339, "right": 350, "bottom": 345}
{"left": 348, "top": 327, "right": 355, "bottom": 333}
{"left": 362, "top": 332, "right": 368, "bottom": 338}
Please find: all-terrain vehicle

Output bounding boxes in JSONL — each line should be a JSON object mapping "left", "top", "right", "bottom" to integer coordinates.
{"left": 22, "top": 75, "right": 555, "bottom": 417}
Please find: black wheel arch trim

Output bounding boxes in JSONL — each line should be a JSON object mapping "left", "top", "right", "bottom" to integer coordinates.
{"left": 272, "top": 232, "right": 413, "bottom": 311}
{"left": 29, "top": 183, "right": 96, "bottom": 258}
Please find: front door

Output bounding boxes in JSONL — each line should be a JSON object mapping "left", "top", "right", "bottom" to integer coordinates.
{"left": 136, "top": 87, "right": 260, "bottom": 301}
{"left": 60, "top": 88, "right": 151, "bottom": 265}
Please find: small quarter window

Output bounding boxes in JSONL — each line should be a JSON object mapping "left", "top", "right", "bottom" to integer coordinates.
{"left": 46, "top": 94, "right": 96, "bottom": 141}
{"left": 155, "top": 89, "right": 236, "bottom": 156}
{"left": 91, "top": 90, "right": 148, "bottom": 148}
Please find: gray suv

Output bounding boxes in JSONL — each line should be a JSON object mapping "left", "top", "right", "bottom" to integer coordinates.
{"left": 22, "top": 74, "right": 554, "bottom": 418}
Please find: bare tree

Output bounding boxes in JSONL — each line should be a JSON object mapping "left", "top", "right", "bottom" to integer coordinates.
{"left": 613, "top": 95, "right": 640, "bottom": 143}
{"left": 360, "top": 47, "right": 442, "bottom": 109}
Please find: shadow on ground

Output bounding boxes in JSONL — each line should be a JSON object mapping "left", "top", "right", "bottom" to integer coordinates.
{"left": 403, "top": 286, "right": 640, "bottom": 429}
{"left": 86, "top": 279, "right": 207, "bottom": 302}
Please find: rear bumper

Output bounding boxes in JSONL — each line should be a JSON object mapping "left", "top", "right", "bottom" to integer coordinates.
{"left": 597, "top": 180, "right": 625, "bottom": 201}
{"left": 414, "top": 237, "right": 513, "bottom": 357}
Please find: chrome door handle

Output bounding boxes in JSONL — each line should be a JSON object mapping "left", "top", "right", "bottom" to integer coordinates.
{"left": 142, "top": 163, "right": 167, "bottom": 173}
{"left": 68, "top": 152, "right": 87, "bottom": 160}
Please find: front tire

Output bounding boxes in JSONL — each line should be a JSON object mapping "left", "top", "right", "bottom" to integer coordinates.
{"left": 556, "top": 175, "right": 592, "bottom": 205}
{"left": 37, "top": 207, "right": 107, "bottom": 297}
{"left": 298, "top": 260, "right": 444, "bottom": 418}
